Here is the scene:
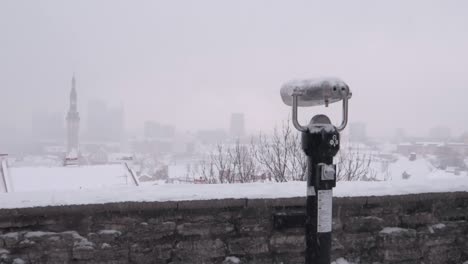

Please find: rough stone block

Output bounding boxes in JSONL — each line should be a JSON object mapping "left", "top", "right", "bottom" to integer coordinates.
{"left": 338, "top": 232, "right": 376, "bottom": 251}
{"left": 177, "top": 222, "right": 234, "bottom": 237}
{"left": 420, "top": 234, "right": 455, "bottom": 248}
{"left": 401, "top": 212, "right": 437, "bottom": 228}
{"left": 131, "top": 221, "right": 176, "bottom": 242}
{"left": 331, "top": 237, "right": 344, "bottom": 251}
{"left": 176, "top": 222, "right": 210, "bottom": 237}
{"left": 380, "top": 247, "right": 422, "bottom": 262}
{"left": 154, "top": 243, "right": 173, "bottom": 260}
{"left": 269, "top": 234, "right": 304, "bottom": 254}
{"left": 242, "top": 256, "right": 274, "bottom": 264}
{"left": 247, "top": 197, "right": 305, "bottom": 208}
{"left": 273, "top": 253, "right": 304, "bottom": 264}
{"left": 72, "top": 245, "right": 95, "bottom": 260}
{"left": 210, "top": 223, "right": 235, "bottom": 236}
{"left": 344, "top": 216, "right": 384, "bottom": 233}
{"left": 227, "top": 236, "right": 269, "bottom": 255}
{"left": 97, "top": 229, "right": 122, "bottom": 242}
{"left": 0, "top": 232, "right": 21, "bottom": 248}
{"left": 44, "top": 249, "right": 70, "bottom": 263}
{"left": 377, "top": 227, "right": 418, "bottom": 249}
{"left": 129, "top": 243, "right": 156, "bottom": 264}
{"left": 154, "top": 221, "right": 176, "bottom": 236}
{"left": 332, "top": 217, "right": 343, "bottom": 231}
{"left": 94, "top": 247, "right": 129, "bottom": 262}
{"left": 436, "top": 206, "right": 468, "bottom": 221}
{"left": 239, "top": 218, "right": 270, "bottom": 234}
{"left": 0, "top": 193, "right": 466, "bottom": 264}
{"left": 178, "top": 199, "right": 246, "bottom": 209}
{"left": 175, "top": 238, "right": 226, "bottom": 260}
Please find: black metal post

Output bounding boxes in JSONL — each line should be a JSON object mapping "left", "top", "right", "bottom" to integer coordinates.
{"left": 302, "top": 115, "right": 340, "bottom": 264}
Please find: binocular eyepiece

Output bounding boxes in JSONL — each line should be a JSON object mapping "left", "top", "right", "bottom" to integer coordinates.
{"left": 280, "top": 78, "right": 352, "bottom": 107}
{"left": 280, "top": 77, "right": 352, "bottom": 132}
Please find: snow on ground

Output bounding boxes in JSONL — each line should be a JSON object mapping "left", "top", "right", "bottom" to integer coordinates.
{"left": 9, "top": 155, "right": 61, "bottom": 167}
{"left": 7, "top": 164, "right": 137, "bottom": 192}
{"left": 0, "top": 174, "right": 467, "bottom": 209}
{"left": 387, "top": 156, "right": 435, "bottom": 181}
{"left": 0, "top": 155, "right": 467, "bottom": 209}
{"left": 368, "top": 154, "right": 466, "bottom": 181}
{"left": 332, "top": 258, "right": 355, "bottom": 264}
{"left": 224, "top": 256, "right": 241, "bottom": 263}
{"left": 379, "top": 227, "right": 410, "bottom": 234}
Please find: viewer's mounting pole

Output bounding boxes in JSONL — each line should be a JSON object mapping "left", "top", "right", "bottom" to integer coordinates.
{"left": 280, "top": 77, "right": 351, "bottom": 263}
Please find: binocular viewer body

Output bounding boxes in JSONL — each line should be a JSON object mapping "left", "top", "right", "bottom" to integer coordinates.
{"left": 280, "top": 77, "right": 352, "bottom": 132}
{"left": 279, "top": 77, "right": 352, "bottom": 264}
{"left": 280, "top": 78, "right": 351, "bottom": 107}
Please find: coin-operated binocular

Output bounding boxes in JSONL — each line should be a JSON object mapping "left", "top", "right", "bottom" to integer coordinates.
{"left": 280, "top": 78, "right": 352, "bottom": 264}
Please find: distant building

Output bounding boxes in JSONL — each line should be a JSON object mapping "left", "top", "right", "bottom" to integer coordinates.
{"left": 229, "top": 113, "right": 245, "bottom": 139}
{"left": 396, "top": 141, "right": 468, "bottom": 157}
{"left": 196, "top": 129, "right": 227, "bottom": 145}
{"left": 86, "top": 100, "right": 124, "bottom": 142}
{"left": 66, "top": 74, "right": 80, "bottom": 154}
{"left": 144, "top": 121, "right": 175, "bottom": 139}
{"left": 131, "top": 138, "right": 172, "bottom": 155}
{"left": 461, "top": 131, "right": 468, "bottom": 144}
{"left": 429, "top": 126, "right": 451, "bottom": 141}
{"left": 349, "top": 122, "right": 367, "bottom": 142}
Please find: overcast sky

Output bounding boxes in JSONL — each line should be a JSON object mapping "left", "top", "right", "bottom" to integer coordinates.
{"left": 1, "top": 0, "right": 468, "bottom": 140}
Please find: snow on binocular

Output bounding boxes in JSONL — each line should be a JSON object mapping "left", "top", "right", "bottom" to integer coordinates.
{"left": 280, "top": 77, "right": 352, "bottom": 107}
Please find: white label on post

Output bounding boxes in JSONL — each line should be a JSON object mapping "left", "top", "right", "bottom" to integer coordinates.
{"left": 317, "top": 190, "right": 333, "bottom": 233}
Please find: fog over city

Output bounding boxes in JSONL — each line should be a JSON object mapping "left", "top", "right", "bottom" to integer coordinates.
{"left": 1, "top": 0, "right": 468, "bottom": 144}
{"left": 2, "top": 2, "right": 468, "bottom": 262}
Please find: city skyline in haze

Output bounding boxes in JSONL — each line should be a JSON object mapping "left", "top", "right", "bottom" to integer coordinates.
{"left": 1, "top": 0, "right": 468, "bottom": 144}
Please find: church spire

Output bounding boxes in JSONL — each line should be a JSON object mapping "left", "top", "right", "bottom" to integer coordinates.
{"left": 70, "top": 73, "right": 77, "bottom": 112}
{"left": 66, "top": 74, "right": 80, "bottom": 155}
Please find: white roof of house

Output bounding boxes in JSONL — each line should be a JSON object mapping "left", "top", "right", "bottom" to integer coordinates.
{"left": 6, "top": 164, "right": 138, "bottom": 193}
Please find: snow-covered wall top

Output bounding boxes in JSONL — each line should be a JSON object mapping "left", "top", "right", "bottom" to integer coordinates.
{"left": 1, "top": 176, "right": 468, "bottom": 209}
{"left": 0, "top": 192, "right": 466, "bottom": 264}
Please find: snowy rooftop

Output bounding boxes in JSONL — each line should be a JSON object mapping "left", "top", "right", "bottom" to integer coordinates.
{"left": 4, "top": 164, "right": 138, "bottom": 193}
{"left": 0, "top": 155, "right": 467, "bottom": 209}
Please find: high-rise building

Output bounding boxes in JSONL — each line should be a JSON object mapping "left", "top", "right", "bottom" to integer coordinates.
{"left": 66, "top": 75, "right": 80, "bottom": 153}
{"left": 429, "top": 126, "right": 451, "bottom": 141}
{"left": 144, "top": 121, "right": 175, "bottom": 139}
{"left": 196, "top": 129, "right": 227, "bottom": 145}
{"left": 229, "top": 113, "right": 245, "bottom": 139}
{"left": 86, "top": 100, "right": 124, "bottom": 142}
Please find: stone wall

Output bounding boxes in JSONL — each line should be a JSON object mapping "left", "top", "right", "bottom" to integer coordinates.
{"left": 0, "top": 192, "right": 467, "bottom": 264}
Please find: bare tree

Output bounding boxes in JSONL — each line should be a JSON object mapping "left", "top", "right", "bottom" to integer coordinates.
{"left": 211, "top": 144, "right": 233, "bottom": 183}
{"left": 198, "top": 158, "right": 218, "bottom": 184}
{"left": 251, "top": 122, "right": 293, "bottom": 182}
{"left": 228, "top": 139, "right": 257, "bottom": 183}
{"left": 286, "top": 132, "right": 307, "bottom": 181}
{"left": 336, "top": 148, "right": 376, "bottom": 181}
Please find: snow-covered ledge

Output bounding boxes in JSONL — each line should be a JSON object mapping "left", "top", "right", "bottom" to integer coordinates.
{"left": 1, "top": 176, "right": 468, "bottom": 209}
{"left": 0, "top": 191, "right": 467, "bottom": 264}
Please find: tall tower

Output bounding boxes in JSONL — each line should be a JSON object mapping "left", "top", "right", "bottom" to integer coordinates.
{"left": 66, "top": 74, "right": 80, "bottom": 154}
